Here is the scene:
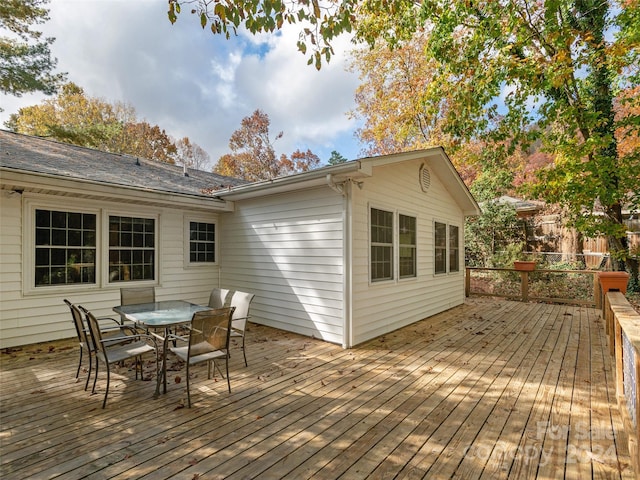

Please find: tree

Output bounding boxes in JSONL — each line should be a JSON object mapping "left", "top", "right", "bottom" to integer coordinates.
{"left": 5, "top": 82, "right": 210, "bottom": 165}
{"left": 176, "top": 136, "right": 211, "bottom": 171}
{"left": 167, "top": 0, "right": 360, "bottom": 69}
{"left": 215, "top": 109, "right": 320, "bottom": 181}
{"left": 355, "top": 1, "right": 639, "bottom": 281}
{"left": 465, "top": 201, "right": 524, "bottom": 268}
{"left": 0, "top": 0, "right": 66, "bottom": 100}
{"left": 328, "top": 150, "right": 348, "bottom": 165}
{"left": 6, "top": 82, "right": 128, "bottom": 147}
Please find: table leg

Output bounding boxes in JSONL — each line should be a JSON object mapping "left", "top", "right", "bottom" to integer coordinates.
{"left": 163, "top": 329, "right": 169, "bottom": 394}
{"left": 153, "top": 327, "right": 169, "bottom": 397}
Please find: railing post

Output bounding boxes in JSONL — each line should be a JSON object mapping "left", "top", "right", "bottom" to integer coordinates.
{"left": 520, "top": 271, "right": 529, "bottom": 302}
{"left": 465, "top": 268, "right": 471, "bottom": 297}
{"left": 594, "top": 272, "right": 602, "bottom": 310}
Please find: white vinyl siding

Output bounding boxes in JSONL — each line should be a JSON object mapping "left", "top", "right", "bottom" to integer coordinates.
{"left": 0, "top": 191, "right": 220, "bottom": 349}
{"left": 219, "top": 187, "right": 345, "bottom": 345}
{"left": 351, "top": 158, "right": 466, "bottom": 345}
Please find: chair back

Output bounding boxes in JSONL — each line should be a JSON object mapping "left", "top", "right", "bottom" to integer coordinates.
{"left": 229, "top": 291, "right": 255, "bottom": 331}
{"left": 208, "top": 288, "right": 233, "bottom": 309}
{"left": 120, "top": 287, "right": 155, "bottom": 306}
{"left": 189, "top": 307, "right": 235, "bottom": 356}
{"left": 64, "top": 299, "right": 91, "bottom": 348}
{"left": 83, "top": 308, "right": 107, "bottom": 362}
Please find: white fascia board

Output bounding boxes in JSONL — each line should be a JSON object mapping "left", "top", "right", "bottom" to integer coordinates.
{"left": 215, "top": 161, "right": 370, "bottom": 201}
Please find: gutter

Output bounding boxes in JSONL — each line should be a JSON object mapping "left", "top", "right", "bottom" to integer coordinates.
{"left": 216, "top": 161, "right": 366, "bottom": 200}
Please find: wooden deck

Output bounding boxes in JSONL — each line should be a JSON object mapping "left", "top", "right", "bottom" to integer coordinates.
{"left": 0, "top": 298, "right": 635, "bottom": 479}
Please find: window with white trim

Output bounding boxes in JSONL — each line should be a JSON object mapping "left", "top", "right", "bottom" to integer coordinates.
{"left": 35, "top": 209, "right": 97, "bottom": 286}
{"left": 449, "top": 225, "right": 460, "bottom": 272}
{"left": 434, "top": 221, "right": 447, "bottom": 274}
{"left": 371, "top": 208, "right": 394, "bottom": 281}
{"left": 434, "top": 221, "right": 460, "bottom": 274}
{"left": 108, "top": 215, "right": 155, "bottom": 282}
{"left": 189, "top": 221, "right": 216, "bottom": 263}
{"left": 399, "top": 214, "right": 417, "bottom": 278}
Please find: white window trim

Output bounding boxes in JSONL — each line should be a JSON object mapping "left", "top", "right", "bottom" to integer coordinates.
{"left": 183, "top": 215, "right": 219, "bottom": 268}
{"left": 398, "top": 211, "right": 418, "bottom": 281}
{"left": 23, "top": 196, "right": 102, "bottom": 295}
{"left": 369, "top": 205, "right": 394, "bottom": 284}
{"left": 433, "top": 219, "right": 461, "bottom": 275}
{"left": 102, "top": 209, "right": 160, "bottom": 287}
{"left": 369, "top": 204, "right": 419, "bottom": 285}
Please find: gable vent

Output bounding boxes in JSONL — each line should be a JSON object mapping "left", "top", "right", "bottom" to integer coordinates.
{"left": 419, "top": 164, "right": 431, "bottom": 193}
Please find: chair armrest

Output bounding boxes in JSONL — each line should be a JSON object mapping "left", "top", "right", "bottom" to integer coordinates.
{"left": 102, "top": 334, "right": 157, "bottom": 349}
{"left": 96, "top": 316, "right": 122, "bottom": 327}
{"left": 166, "top": 332, "right": 189, "bottom": 343}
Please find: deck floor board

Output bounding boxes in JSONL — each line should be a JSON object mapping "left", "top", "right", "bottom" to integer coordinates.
{"left": 0, "top": 298, "right": 634, "bottom": 479}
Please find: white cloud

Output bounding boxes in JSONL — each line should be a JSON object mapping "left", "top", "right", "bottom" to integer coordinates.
{"left": 0, "top": 0, "right": 363, "bottom": 166}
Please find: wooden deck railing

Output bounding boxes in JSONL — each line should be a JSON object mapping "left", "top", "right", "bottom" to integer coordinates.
{"left": 603, "top": 291, "right": 640, "bottom": 473}
{"left": 465, "top": 267, "right": 602, "bottom": 308}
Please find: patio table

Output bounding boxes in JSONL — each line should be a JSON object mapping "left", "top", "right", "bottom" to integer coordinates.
{"left": 113, "top": 300, "right": 211, "bottom": 396}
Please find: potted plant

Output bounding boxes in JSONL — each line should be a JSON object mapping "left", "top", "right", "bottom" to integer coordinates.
{"left": 513, "top": 254, "right": 536, "bottom": 271}
{"left": 598, "top": 271, "right": 630, "bottom": 294}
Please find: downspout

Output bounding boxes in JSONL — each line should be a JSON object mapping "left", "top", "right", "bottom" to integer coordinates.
{"left": 327, "top": 174, "right": 352, "bottom": 349}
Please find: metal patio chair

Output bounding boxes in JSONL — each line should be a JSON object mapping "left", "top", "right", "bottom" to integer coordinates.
{"left": 209, "top": 288, "right": 255, "bottom": 366}
{"left": 82, "top": 305, "right": 158, "bottom": 408}
{"left": 64, "top": 299, "right": 135, "bottom": 391}
{"left": 168, "top": 307, "right": 235, "bottom": 407}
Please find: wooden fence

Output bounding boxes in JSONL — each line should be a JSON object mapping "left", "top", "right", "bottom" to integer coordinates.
{"left": 603, "top": 291, "right": 640, "bottom": 473}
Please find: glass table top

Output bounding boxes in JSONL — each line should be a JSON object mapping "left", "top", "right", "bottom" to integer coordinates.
{"left": 113, "top": 300, "right": 211, "bottom": 328}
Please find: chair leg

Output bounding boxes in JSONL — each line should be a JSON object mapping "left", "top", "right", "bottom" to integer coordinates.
{"left": 84, "top": 353, "right": 93, "bottom": 391}
{"left": 186, "top": 362, "right": 192, "bottom": 408}
{"left": 241, "top": 334, "right": 248, "bottom": 367}
{"left": 76, "top": 348, "right": 83, "bottom": 380}
{"left": 92, "top": 361, "right": 99, "bottom": 394}
{"left": 225, "top": 357, "right": 230, "bottom": 393}
{"left": 102, "top": 365, "right": 110, "bottom": 409}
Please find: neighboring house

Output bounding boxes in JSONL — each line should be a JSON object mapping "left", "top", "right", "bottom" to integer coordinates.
{"left": 0, "top": 130, "right": 480, "bottom": 349}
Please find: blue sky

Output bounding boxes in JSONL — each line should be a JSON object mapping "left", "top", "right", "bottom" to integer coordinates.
{"left": 0, "top": 0, "right": 363, "bottom": 169}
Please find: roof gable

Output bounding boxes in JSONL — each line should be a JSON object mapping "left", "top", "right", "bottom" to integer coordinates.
{"left": 218, "top": 147, "right": 481, "bottom": 216}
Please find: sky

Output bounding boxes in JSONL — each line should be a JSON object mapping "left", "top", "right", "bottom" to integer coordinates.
{"left": 0, "top": 0, "right": 364, "bottom": 169}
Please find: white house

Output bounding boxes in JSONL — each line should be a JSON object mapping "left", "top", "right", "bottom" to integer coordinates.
{"left": 0, "top": 130, "right": 480, "bottom": 349}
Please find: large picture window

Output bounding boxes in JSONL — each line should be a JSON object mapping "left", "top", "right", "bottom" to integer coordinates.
{"left": 371, "top": 208, "right": 394, "bottom": 281}
{"left": 108, "top": 216, "right": 155, "bottom": 282}
{"left": 399, "top": 214, "right": 417, "bottom": 279}
{"left": 189, "top": 221, "right": 216, "bottom": 263}
{"left": 35, "top": 209, "right": 96, "bottom": 286}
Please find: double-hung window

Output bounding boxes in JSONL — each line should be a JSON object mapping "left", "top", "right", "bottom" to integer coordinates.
{"left": 371, "top": 208, "right": 394, "bottom": 282}
{"left": 370, "top": 208, "right": 417, "bottom": 282}
{"left": 434, "top": 221, "right": 460, "bottom": 274}
{"left": 189, "top": 221, "right": 216, "bottom": 263}
{"left": 399, "top": 214, "right": 417, "bottom": 278}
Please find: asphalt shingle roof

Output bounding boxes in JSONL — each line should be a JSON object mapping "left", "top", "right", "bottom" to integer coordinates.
{"left": 0, "top": 130, "right": 247, "bottom": 196}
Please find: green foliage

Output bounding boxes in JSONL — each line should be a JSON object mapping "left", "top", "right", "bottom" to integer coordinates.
{"left": 327, "top": 150, "right": 347, "bottom": 165}
{"left": 5, "top": 82, "right": 208, "bottom": 166}
{"left": 0, "top": 0, "right": 66, "bottom": 99}
{"left": 465, "top": 201, "right": 524, "bottom": 268}
{"left": 167, "top": 0, "right": 359, "bottom": 70}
